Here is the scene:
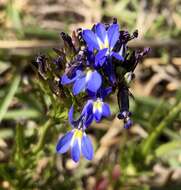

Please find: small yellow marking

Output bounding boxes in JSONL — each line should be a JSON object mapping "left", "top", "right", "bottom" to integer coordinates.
{"left": 104, "top": 36, "right": 109, "bottom": 49}
{"left": 93, "top": 99, "right": 103, "bottom": 112}
{"left": 86, "top": 70, "right": 92, "bottom": 75}
{"left": 86, "top": 69, "right": 93, "bottom": 82}
{"left": 97, "top": 35, "right": 109, "bottom": 50}
{"left": 74, "top": 129, "right": 83, "bottom": 139}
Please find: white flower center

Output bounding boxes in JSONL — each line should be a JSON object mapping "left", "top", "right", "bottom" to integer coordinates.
{"left": 93, "top": 99, "right": 103, "bottom": 113}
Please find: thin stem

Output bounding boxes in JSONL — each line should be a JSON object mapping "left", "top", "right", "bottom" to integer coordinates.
{"left": 15, "top": 124, "right": 24, "bottom": 167}
{"left": 32, "top": 119, "right": 52, "bottom": 154}
{"left": 142, "top": 101, "right": 181, "bottom": 156}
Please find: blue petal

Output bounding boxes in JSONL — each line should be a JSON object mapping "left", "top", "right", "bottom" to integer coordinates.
{"left": 73, "top": 76, "right": 86, "bottom": 95}
{"left": 107, "top": 24, "right": 120, "bottom": 49}
{"left": 68, "top": 105, "right": 80, "bottom": 127}
{"left": 85, "top": 101, "right": 93, "bottom": 115}
{"left": 105, "top": 61, "right": 116, "bottom": 84}
{"left": 68, "top": 106, "right": 74, "bottom": 126}
{"left": 86, "top": 71, "right": 102, "bottom": 93}
{"left": 56, "top": 131, "right": 73, "bottom": 153}
{"left": 85, "top": 114, "right": 93, "bottom": 128}
{"left": 71, "top": 139, "right": 81, "bottom": 162}
{"left": 82, "top": 134, "right": 94, "bottom": 160}
{"left": 81, "top": 101, "right": 93, "bottom": 128}
{"left": 112, "top": 51, "right": 124, "bottom": 61}
{"left": 95, "top": 23, "right": 107, "bottom": 43}
{"left": 86, "top": 90, "right": 96, "bottom": 98}
{"left": 86, "top": 50, "right": 95, "bottom": 66}
{"left": 81, "top": 100, "right": 92, "bottom": 115}
{"left": 102, "top": 103, "right": 111, "bottom": 117}
{"left": 61, "top": 70, "right": 83, "bottom": 85}
{"left": 95, "top": 48, "right": 108, "bottom": 67}
{"left": 100, "top": 87, "right": 112, "bottom": 99}
{"left": 61, "top": 74, "right": 76, "bottom": 85}
{"left": 94, "top": 110, "right": 102, "bottom": 122}
{"left": 82, "top": 30, "right": 99, "bottom": 50}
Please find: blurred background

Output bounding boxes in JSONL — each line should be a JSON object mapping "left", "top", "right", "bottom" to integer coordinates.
{"left": 0, "top": 0, "right": 181, "bottom": 189}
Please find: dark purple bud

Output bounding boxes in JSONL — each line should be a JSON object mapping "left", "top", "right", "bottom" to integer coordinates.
{"left": 117, "top": 111, "right": 131, "bottom": 120}
{"left": 123, "top": 47, "right": 150, "bottom": 72}
{"left": 76, "top": 28, "right": 85, "bottom": 44}
{"left": 52, "top": 48, "right": 65, "bottom": 56}
{"left": 60, "top": 32, "right": 76, "bottom": 52}
{"left": 124, "top": 118, "right": 133, "bottom": 129}
{"left": 117, "top": 111, "right": 133, "bottom": 128}
{"left": 117, "top": 84, "right": 133, "bottom": 128}
{"left": 64, "top": 54, "right": 84, "bottom": 78}
{"left": 72, "top": 30, "right": 80, "bottom": 49}
{"left": 119, "top": 30, "right": 138, "bottom": 44}
{"left": 119, "top": 30, "right": 131, "bottom": 44}
{"left": 53, "top": 56, "right": 64, "bottom": 70}
{"left": 34, "top": 55, "right": 48, "bottom": 77}
{"left": 117, "top": 85, "right": 130, "bottom": 113}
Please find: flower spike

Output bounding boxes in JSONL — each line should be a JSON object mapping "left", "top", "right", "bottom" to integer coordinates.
{"left": 42, "top": 18, "right": 150, "bottom": 162}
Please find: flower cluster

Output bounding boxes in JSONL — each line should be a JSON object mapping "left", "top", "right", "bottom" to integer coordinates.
{"left": 35, "top": 19, "right": 149, "bottom": 162}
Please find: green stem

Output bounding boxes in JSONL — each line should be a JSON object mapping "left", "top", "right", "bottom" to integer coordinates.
{"left": 142, "top": 101, "right": 181, "bottom": 156}
{"left": 15, "top": 124, "right": 24, "bottom": 167}
{"left": 32, "top": 119, "right": 52, "bottom": 154}
{"left": 149, "top": 100, "right": 164, "bottom": 126}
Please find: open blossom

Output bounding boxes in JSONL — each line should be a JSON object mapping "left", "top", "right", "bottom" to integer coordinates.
{"left": 56, "top": 106, "right": 94, "bottom": 162}
{"left": 83, "top": 98, "right": 111, "bottom": 122}
{"left": 82, "top": 87, "right": 112, "bottom": 122}
{"left": 56, "top": 129, "right": 93, "bottom": 162}
{"left": 61, "top": 69, "right": 102, "bottom": 95}
{"left": 82, "top": 23, "right": 124, "bottom": 67}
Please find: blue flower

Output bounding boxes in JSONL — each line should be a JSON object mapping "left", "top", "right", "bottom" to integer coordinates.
{"left": 56, "top": 128, "right": 94, "bottom": 162}
{"left": 61, "top": 69, "right": 102, "bottom": 95}
{"left": 83, "top": 98, "right": 111, "bottom": 122}
{"left": 56, "top": 106, "right": 94, "bottom": 162}
{"left": 92, "top": 98, "right": 111, "bottom": 122}
{"left": 82, "top": 23, "right": 124, "bottom": 67}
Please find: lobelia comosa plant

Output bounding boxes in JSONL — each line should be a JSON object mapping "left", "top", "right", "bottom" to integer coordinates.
{"left": 34, "top": 18, "right": 149, "bottom": 163}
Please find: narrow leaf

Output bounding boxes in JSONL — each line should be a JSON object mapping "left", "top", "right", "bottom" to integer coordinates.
{"left": 0, "top": 75, "right": 21, "bottom": 122}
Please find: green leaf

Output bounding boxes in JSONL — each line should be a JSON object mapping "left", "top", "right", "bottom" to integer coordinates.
{"left": 141, "top": 102, "right": 181, "bottom": 156}
{"left": 3, "top": 109, "right": 41, "bottom": 120}
{"left": 156, "top": 140, "right": 181, "bottom": 157}
{"left": 6, "top": 0, "right": 24, "bottom": 37}
{"left": 0, "top": 75, "right": 21, "bottom": 122}
{"left": 0, "top": 60, "right": 10, "bottom": 74}
{"left": 24, "top": 27, "right": 59, "bottom": 40}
